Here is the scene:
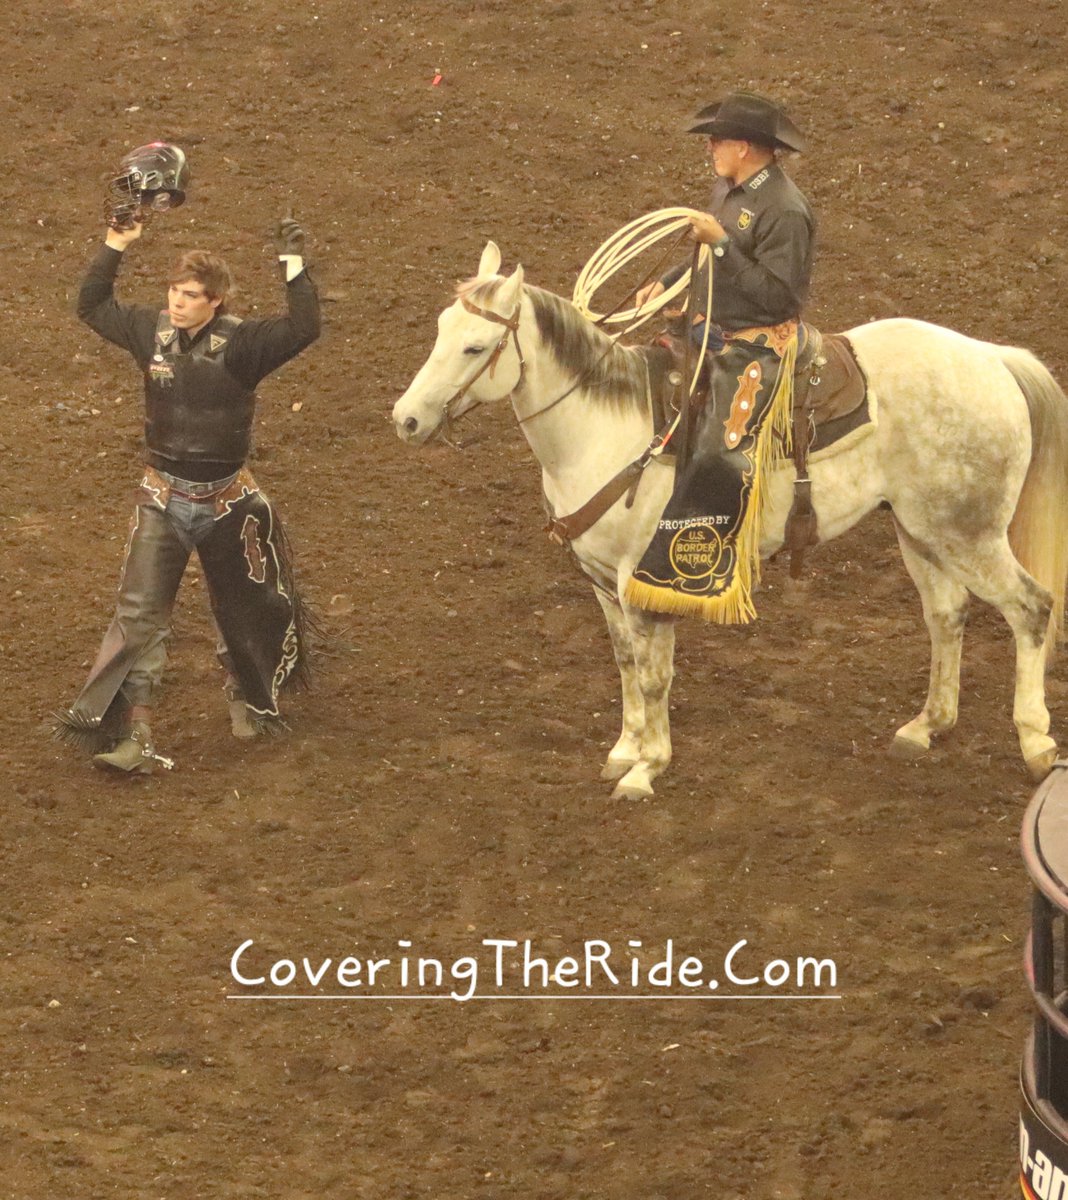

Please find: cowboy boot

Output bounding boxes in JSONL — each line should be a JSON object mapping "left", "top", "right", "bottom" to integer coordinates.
{"left": 92, "top": 720, "right": 170, "bottom": 775}
{"left": 223, "top": 675, "right": 259, "bottom": 740}
{"left": 228, "top": 699, "right": 259, "bottom": 741}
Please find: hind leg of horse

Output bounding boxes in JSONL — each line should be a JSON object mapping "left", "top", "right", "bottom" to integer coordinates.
{"left": 891, "top": 523, "right": 970, "bottom": 755}
{"left": 945, "top": 540, "right": 1056, "bottom": 778}
{"left": 611, "top": 605, "right": 675, "bottom": 801}
{"left": 594, "top": 588, "right": 644, "bottom": 780}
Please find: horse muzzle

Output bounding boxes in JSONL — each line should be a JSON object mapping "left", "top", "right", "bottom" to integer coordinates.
{"left": 391, "top": 396, "right": 440, "bottom": 445}
{"left": 393, "top": 414, "right": 434, "bottom": 445}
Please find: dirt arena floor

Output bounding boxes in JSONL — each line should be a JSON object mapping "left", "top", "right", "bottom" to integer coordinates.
{"left": 3, "top": 0, "right": 1067, "bottom": 1195}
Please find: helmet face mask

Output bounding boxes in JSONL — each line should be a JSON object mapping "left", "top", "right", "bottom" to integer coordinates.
{"left": 105, "top": 142, "right": 189, "bottom": 230}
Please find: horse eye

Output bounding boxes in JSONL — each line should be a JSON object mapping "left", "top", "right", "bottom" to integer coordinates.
{"left": 463, "top": 345, "right": 485, "bottom": 356}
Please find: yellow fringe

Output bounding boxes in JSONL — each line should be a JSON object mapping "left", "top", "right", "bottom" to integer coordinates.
{"left": 625, "top": 334, "right": 798, "bottom": 624}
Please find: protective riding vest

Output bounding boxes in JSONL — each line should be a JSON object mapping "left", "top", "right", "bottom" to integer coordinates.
{"left": 144, "top": 311, "right": 254, "bottom": 468}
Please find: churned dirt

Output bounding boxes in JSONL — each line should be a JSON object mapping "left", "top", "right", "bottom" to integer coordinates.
{"left": 3, "top": 0, "right": 1067, "bottom": 1196}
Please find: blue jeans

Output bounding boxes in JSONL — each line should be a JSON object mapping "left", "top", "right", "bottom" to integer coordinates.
{"left": 159, "top": 470, "right": 238, "bottom": 550}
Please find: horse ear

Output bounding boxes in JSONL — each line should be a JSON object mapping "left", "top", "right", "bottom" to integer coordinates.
{"left": 478, "top": 241, "right": 502, "bottom": 278}
{"left": 496, "top": 263, "right": 525, "bottom": 311}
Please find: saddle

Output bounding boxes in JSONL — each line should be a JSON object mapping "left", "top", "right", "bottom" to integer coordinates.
{"left": 656, "top": 321, "right": 870, "bottom": 577}
{"left": 542, "top": 323, "right": 870, "bottom": 566}
{"left": 793, "top": 326, "right": 869, "bottom": 444}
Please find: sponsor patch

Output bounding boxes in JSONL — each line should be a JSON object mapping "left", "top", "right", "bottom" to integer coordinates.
{"left": 148, "top": 354, "right": 175, "bottom": 386}
{"left": 1019, "top": 1097, "right": 1068, "bottom": 1200}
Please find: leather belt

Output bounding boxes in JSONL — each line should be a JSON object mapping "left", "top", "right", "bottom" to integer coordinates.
{"left": 168, "top": 481, "right": 234, "bottom": 502}
{"left": 139, "top": 465, "right": 259, "bottom": 516}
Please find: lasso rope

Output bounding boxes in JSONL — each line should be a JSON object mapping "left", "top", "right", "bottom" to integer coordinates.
{"left": 571, "top": 208, "right": 715, "bottom": 395}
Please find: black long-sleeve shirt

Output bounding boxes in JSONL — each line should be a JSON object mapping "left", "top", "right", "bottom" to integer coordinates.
{"left": 664, "top": 165, "right": 815, "bottom": 331}
{"left": 77, "top": 245, "right": 320, "bottom": 477}
{"left": 78, "top": 246, "right": 321, "bottom": 380}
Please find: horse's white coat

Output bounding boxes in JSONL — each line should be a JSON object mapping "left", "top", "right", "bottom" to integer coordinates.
{"left": 394, "top": 244, "right": 1068, "bottom": 795}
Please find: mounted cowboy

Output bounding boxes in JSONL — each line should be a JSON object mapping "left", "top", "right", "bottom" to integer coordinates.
{"left": 629, "top": 91, "right": 815, "bottom": 622}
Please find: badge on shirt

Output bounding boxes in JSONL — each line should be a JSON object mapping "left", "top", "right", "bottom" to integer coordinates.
{"left": 148, "top": 353, "right": 175, "bottom": 387}
{"left": 738, "top": 208, "right": 754, "bottom": 230}
{"left": 157, "top": 328, "right": 176, "bottom": 348}
{"left": 209, "top": 334, "right": 228, "bottom": 353}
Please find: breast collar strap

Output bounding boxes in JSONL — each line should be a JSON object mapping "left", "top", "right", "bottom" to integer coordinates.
{"left": 445, "top": 298, "right": 525, "bottom": 423}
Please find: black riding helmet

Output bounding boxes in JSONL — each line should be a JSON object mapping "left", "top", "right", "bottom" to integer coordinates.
{"left": 116, "top": 141, "right": 189, "bottom": 207}
{"left": 106, "top": 142, "right": 189, "bottom": 228}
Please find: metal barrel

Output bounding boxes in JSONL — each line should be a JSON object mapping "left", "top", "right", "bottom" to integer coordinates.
{"left": 1019, "top": 762, "right": 1068, "bottom": 1197}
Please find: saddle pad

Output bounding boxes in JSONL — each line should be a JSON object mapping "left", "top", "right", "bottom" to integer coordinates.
{"left": 807, "top": 333, "right": 870, "bottom": 451}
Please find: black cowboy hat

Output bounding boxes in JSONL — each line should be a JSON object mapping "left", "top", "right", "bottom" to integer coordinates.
{"left": 686, "top": 92, "right": 806, "bottom": 152}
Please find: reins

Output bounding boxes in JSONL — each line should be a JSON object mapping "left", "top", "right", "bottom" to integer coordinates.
{"left": 515, "top": 221, "right": 699, "bottom": 429}
{"left": 541, "top": 210, "right": 716, "bottom": 545}
{"left": 443, "top": 209, "right": 719, "bottom": 548}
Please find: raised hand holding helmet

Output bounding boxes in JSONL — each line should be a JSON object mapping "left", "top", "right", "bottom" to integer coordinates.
{"left": 106, "top": 141, "right": 189, "bottom": 231}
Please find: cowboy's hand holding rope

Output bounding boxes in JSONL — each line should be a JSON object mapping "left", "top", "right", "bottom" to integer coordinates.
{"left": 634, "top": 279, "right": 666, "bottom": 309}
{"left": 688, "top": 212, "right": 727, "bottom": 244}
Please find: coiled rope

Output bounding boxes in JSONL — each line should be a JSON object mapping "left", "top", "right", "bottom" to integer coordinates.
{"left": 571, "top": 207, "right": 715, "bottom": 395}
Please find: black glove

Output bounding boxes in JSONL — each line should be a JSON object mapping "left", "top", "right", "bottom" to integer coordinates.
{"left": 274, "top": 215, "right": 305, "bottom": 257}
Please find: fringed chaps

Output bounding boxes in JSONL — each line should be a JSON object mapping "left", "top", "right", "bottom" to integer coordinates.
{"left": 626, "top": 323, "right": 798, "bottom": 624}
{"left": 53, "top": 471, "right": 309, "bottom": 751}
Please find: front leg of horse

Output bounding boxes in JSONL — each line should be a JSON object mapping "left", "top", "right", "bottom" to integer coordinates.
{"left": 594, "top": 588, "right": 644, "bottom": 780}
{"left": 612, "top": 608, "right": 675, "bottom": 801}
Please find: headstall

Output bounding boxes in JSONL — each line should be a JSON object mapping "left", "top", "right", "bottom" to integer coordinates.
{"left": 443, "top": 297, "right": 525, "bottom": 426}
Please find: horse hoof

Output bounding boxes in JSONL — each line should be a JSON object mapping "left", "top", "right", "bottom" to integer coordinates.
{"left": 1026, "top": 746, "right": 1058, "bottom": 782}
{"left": 600, "top": 758, "right": 637, "bottom": 782}
{"left": 890, "top": 733, "right": 928, "bottom": 760}
{"left": 612, "top": 780, "right": 654, "bottom": 801}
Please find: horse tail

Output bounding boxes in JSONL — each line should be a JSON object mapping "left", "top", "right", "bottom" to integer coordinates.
{"left": 1000, "top": 346, "right": 1068, "bottom": 643}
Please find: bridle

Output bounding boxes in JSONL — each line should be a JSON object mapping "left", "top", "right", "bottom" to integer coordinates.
{"left": 442, "top": 297, "right": 525, "bottom": 431}
{"left": 442, "top": 292, "right": 646, "bottom": 435}
{"left": 442, "top": 292, "right": 636, "bottom": 435}
{"left": 440, "top": 228, "right": 706, "bottom": 439}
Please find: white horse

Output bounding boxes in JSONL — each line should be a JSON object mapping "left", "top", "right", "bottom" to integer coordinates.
{"left": 393, "top": 242, "right": 1068, "bottom": 798}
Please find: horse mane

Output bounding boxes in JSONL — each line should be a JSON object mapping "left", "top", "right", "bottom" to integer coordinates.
{"left": 454, "top": 276, "right": 653, "bottom": 414}
{"left": 456, "top": 276, "right": 497, "bottom": 302}
{"left": 528, "top": 287, "right": 653, "bottom": 414}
